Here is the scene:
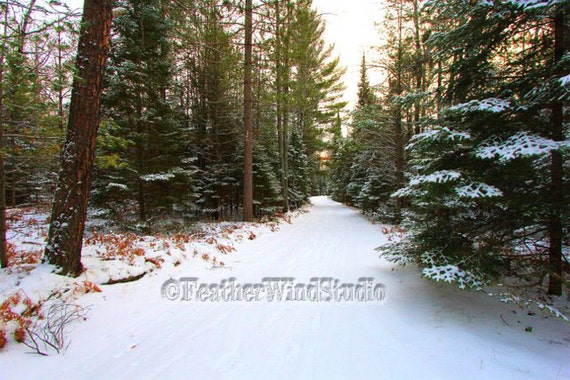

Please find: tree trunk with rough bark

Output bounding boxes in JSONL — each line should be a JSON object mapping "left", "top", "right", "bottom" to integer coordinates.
{"left": 44, "top": 0, "right": 113, "bottom": 276}
{"left": 243, "top": 0, "right": 254, "bottom": 222}
{"left": 548, "top": 8, "right": 566, "bottom": 296}
{"left": 0, "top": 60, "right": 6, "bottom": 268}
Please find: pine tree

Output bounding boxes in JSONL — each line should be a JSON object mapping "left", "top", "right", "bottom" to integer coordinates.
{"left": 251, "top": 35, "right": 283, "bottom": 216}
{"left": 384, "top": 0, "right": 570, "bottom": 291}
{"left": 285, "top": 0, "right": 346, "bottom": 204}
{"left": 97, "top": 0, "right": 188, "bottom": 224}
{"left": 357, "top": 54, "right": 375, "bottom": 109}
{"left": 170, "top": 0, "right": 244, "bottom": 221}
{"left": 1, "top": 1, "right": 75, "bottom": 267}
{"left": 330, "top": 52, "right": 398, "bottom": 219}
{"left": 332, "top": 0, "right": 433, "bottom": 221}
{"left": 287, "top": 129, "right": 310, "bottom": 207}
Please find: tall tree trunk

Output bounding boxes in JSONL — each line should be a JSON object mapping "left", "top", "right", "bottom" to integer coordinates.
{"left": 281, "top": 75, "right": 290, "bottom": 212}
{"left": 280, "top": 1, "right": 291, "bottom": 213}
{"left": 56, "top": 22, "right": 65, "bottom": 129}
{"left": 134, "top": 98, "right": 147, "bottom": 222}
{"left": 548, "top": 8, "right": 566, "bottom": 296}
{"left": 392, "top": 0, "right": 407, "bottom": 222}
{"left": 274, "top": 0, "right": 290, "bottom": 213}
{"left": 394, "top": 107, "right": 405, "bottom": 187}
{"left": 243, "top": 0, "right": 253, "bottom": 222}
{"left": 0, "top": 59, "right": 7, "bottom": 268}
{"left": 44, "top": 0, "right": 113, "bottom": 276}
{"left": 412, "top": 0, "right": 423, "bottom": 135}
{"left": 394, "top": 0, "right": 405, "bottom": 188}
{"left": 436, "top": 60, "right": 443, "bottom": 117}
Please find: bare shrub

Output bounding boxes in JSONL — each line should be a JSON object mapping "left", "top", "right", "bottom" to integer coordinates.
{"left": 23, "top": 300, "right": 90, "bottom": 356}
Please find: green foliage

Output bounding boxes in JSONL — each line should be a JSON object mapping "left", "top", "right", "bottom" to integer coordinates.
{"left": 288, "top": 130, "right": 310, "bottom": 207}
{"left": 329, "top": 56, "right": 398, "bottom": 221}
{"left": 95, "top": 0, "right": 191, "bottom": 221}
{"left": 255, "top": 0, "right": 346, "bottom": 212}
{"left": 382, "top": 0, "right": 570, "bottom": 289}
{"left": 0, "top": 0, "right": 347, "bottom": 226}
{"left": 1, "top": 2, "right": 76, "bottom": 206}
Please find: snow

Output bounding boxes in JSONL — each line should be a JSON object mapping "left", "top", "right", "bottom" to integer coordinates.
{"left": 105, "top": 182, "right": 128, "bottom": 191}
{"left": 455, "top": 182, "right": 503, "bottom": 198}
{"left": 506, "top": 0, "right": 561, "bottom": 11}
{"left": 476, "top": 132, "right": 566, "bottom": 162}
{"left": 409, "top": 170, "right": 462, "bottom": 186}
{"left": 422, "top": 264, "right": 483, "bottom": 290}
{"left": 406, "top": 127, "right": 471, "bottom": 152}
{"left": 471, "top": 0, "right": 562, "bottom": 11}
{"left": 1, "top": 197, "right": 569, "bottom": 379}
{"left": 139, "top": 173, "right": 176, "bottom": 182}
{"left": 449, "top": 98, "right": 511, "bottom": 114}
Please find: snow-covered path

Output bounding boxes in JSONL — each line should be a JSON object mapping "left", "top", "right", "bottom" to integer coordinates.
{"left": 4, "top": 197, "right": 569, "bottom": 379}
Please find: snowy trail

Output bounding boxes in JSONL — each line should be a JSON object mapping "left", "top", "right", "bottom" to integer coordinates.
{"left": 4, "top": 196, "right": 569, "bottom": 379}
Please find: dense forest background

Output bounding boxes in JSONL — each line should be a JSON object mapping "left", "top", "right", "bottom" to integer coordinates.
{"left": 0, "top": 0, "right": 345, "bottom": 227}
{"left": 0, "top": 0, "right": 568, "bottom": 294}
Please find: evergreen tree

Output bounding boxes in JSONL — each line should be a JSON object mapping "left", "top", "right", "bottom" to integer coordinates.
{"left": 1, "top": 1, "right": 74, "bottom": 267}
{"left": 287, "top": 129, "right": 310, "bottom": 207}
{"left": 286, "top": 0, "right": 346, "bottom": 203}
{"left": 330, "top": 0, "right": 434, "bottom": 222}
{"left": 357, "top": 54, "right": 375, "bottom": 109}
{"left": 384, "top": 0, "right": 570, "bottom": 292}
{"left": 172, "top": 0, "right": 244, "bottom": 220}
{"left": 330, "top": 53, "right": 398, "bottom": 220}
{"left": 96, "top": 0, "right": 189, "bottom": 224}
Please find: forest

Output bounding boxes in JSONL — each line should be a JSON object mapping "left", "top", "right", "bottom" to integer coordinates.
{"left": 0, "top": 0, "right": 568, "bottom": 298}
{"left": 330, "top": 0, "right": 570, "bottom": 296}
{"left": 0, "top": 0, "right": 346, "bottom": 274}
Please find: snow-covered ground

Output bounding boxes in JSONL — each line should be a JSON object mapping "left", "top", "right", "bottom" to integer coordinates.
{"left": 1, "top": 196, "right": 569, "bottom": 379}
